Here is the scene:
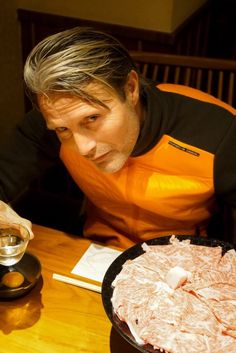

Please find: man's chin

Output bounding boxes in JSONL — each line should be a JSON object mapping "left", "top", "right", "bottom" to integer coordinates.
{"left": 94, "top": 155, "right": 127, "bottom": 173}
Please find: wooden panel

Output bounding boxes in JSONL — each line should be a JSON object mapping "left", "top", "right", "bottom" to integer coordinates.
{"left": 131, "top": 51, "right": 236, "bottom": 107}
{"left": 17, "top": 9, "right": 172, "bottom": 62}
{"left": 17, "top": 2, "right": 212, "bottom": 60}
{"left": 17, "top": 3, "right": 214, "bottom": 112}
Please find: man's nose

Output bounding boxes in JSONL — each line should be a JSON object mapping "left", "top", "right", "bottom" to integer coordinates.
{"left": 73, "top": 132, "right": 96, "bottom": 156}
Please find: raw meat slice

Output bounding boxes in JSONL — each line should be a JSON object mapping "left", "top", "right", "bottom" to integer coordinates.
{"left": 112, "top": 236, "right": 236, "bottom": 353}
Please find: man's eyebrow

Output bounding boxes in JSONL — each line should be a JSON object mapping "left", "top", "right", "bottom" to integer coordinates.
{"left": 103, "top": 98, "right": 113, "bottom": 103}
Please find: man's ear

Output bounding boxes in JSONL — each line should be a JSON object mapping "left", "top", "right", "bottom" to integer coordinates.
{"left": 125, "top": 70, "right": 140, "bottom": 105}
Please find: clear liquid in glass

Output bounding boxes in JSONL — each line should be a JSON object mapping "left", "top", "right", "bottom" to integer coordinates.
{"left": 0, "top": 235, "right": 26, "bottom": 266}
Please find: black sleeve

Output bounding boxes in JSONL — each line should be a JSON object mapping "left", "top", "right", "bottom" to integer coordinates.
{"left": 223, "top": 205, "right": 236, "bottom": 245}
{"left": 214, "top": 117, "right": 236, "bottom": 244}
{"left": 0, "top": 109, "right": 60, "bottom": 202}
{"left": 214, "top": 117, "right": 236, "bottom": 207}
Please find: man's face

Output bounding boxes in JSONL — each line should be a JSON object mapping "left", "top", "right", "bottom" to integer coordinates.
{"left": 38, "top": 71, "right": 142, "bottom": 173}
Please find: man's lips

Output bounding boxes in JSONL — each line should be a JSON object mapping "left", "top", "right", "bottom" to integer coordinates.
{"left": 90, "top": 151, "right": 112, "bottom": 163}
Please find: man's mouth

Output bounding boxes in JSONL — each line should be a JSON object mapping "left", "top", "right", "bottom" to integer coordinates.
{"left": 91, "top": 151, "right": 112, "bottom": 163}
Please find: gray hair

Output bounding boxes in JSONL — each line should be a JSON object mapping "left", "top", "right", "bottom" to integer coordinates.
{"left": 24, "top": 27, "right": 139, "bottom": 107}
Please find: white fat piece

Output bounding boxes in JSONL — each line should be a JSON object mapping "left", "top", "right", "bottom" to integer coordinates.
{"left": 165, "top": 266, "right": 191, "bottom": 289}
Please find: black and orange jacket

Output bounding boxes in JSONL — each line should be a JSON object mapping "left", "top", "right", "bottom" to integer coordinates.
{"left": 60, "top": 83, "right": 236, "bottom": 248}
{"left": 0, "top": 83, "right": 235, "bottom": 248}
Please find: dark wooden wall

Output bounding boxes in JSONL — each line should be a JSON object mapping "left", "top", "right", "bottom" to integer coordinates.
{"left": 18, "top": 0, "right": 236, "bottom": 62}
{"left": 17, "top": 1, "right": 211, "bottom": 62}
{"left": 17, "top": 2, "right": 212, "bottom": 113}
{"left": 206, "top": 0, "right": 236, "bottom": 60}
{"left": 18, "top": 0, "right": 236, "bottom": 113}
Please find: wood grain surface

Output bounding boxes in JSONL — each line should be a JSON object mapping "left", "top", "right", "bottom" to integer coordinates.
{"left": 0, "top": 224, "right": 139, "bottom": 353}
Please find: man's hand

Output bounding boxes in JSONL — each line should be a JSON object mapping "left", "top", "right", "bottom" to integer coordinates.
{"left": 0, "top": 201, "right": 34, "bottom": 239}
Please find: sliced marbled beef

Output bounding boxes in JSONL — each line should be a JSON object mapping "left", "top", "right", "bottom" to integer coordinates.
{"left": 112, "top": 236, "right": 236, "bottom": 353}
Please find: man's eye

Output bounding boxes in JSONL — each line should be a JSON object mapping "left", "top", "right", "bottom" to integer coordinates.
{"left": 87, "top": 115, "right": 99, "bottom": 123}
{"left": 55, "top": 127, "right": 72, "bottom": 140}
{"left": 55, "top": 127, "right": 68, "bottom": 133}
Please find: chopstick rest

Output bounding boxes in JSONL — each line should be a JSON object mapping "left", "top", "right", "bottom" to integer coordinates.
{"left": 52, "top": 273, "right": 101, "bottom": 293}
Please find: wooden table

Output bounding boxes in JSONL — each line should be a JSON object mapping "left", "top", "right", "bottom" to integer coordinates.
{"left": 0, "top": 224, "right": 139, "bottom": 353}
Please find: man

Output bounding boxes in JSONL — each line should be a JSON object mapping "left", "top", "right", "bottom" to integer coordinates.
{"left": 0, "top": 27, "right": 236, "bottom": 247}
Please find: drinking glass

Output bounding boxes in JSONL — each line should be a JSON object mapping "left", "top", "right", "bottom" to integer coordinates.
{"left": 0, "top": 225, "right": 30, "bottom": 266}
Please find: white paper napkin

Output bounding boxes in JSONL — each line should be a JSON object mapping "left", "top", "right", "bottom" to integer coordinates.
{"left": 71, "top": 243, "right": 122, "bottom": 283}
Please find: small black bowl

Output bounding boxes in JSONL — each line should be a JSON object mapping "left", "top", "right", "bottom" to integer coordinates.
{"left": 102, "top": 235, "right": 236, "bottom": 353}
{"left": 0, "top": 251, "right": 41, "bottom": 299}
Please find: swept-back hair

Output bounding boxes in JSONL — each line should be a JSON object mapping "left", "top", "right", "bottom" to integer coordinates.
{"left": 24, "top": 27, "right": 140, "bottom": 106}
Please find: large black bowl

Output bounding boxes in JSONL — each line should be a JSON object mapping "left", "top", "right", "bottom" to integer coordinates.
{"left": 102, "top": 235, "right": 235, "bottom": 353}
{"left": 0, "top": 251, "right": 41, "bottom": 299}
